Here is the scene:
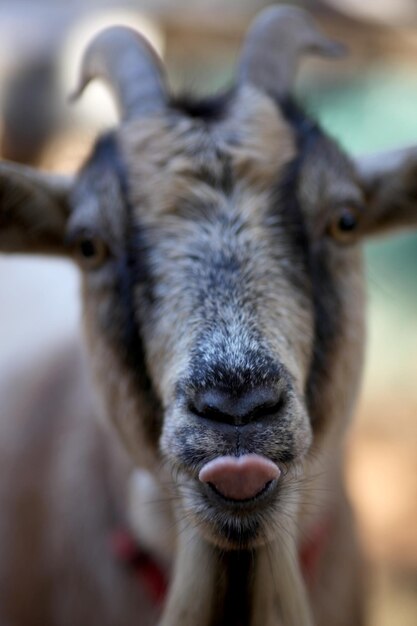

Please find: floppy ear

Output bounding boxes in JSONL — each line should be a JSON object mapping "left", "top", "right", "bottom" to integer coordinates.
{"left": 356, "top": 146, "right": 417, "bottom": 237}
{"left": 0, "top": 161, "right": 72, "bottom": 255}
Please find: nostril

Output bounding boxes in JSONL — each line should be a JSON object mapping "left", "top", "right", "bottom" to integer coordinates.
{"left": 188, "top": 400, "right": 228, "bottom": 422}
{"left": 188, "top": 386, "right": 286, "bottom": 426}
{"left": 249, "top": 397, "right": 285, "bottom": 421}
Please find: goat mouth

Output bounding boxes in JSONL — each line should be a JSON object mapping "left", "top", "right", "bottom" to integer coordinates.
{"left": 190, "top": 480, "right": 281, "bottom": 549}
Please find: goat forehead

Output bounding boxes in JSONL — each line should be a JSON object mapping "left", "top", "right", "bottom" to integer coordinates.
{"left": 120, "top": 87, "right": 296, "bottom": 220}
{"left": 111, "top": 93, "right": 313, "bottom": 375}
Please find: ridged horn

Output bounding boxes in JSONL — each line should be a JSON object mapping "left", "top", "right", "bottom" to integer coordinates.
{"left": 238, "top": 5, "right": 346, "bottom": 98}
{"left": 71, "top": 25, "right": 167, "bottom": 120}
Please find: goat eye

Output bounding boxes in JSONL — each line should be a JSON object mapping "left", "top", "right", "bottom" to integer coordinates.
{"left": 328, "top": 207, "right": 360, "bottom": 243}
{"left": 74, "top": 236, "right": 109, "bottom": 269}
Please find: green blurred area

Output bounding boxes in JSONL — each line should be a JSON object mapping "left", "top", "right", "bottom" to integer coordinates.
{"left": 302, "top": 66, "right": 417, "bottom": 401}
{"left": 302, "top": 65, "right": 417, "bottom": 310}
{"left": 302, "top": 65, "right": 417, "bottom": 153}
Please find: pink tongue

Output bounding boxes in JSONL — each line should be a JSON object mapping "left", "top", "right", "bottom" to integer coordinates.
{"left": 199, "top": 454, "right": 280, "bottom": 501}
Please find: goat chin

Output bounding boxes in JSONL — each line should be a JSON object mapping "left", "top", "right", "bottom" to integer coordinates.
{"left": 158, "top": 514, "right": 313, "bottom": 626}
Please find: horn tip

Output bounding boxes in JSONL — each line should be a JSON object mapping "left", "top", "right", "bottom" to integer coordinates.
{"left": 238, "top": 4, "right": 348, "bottom": 95}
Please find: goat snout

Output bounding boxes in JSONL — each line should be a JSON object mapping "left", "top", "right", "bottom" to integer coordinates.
{"left": 188, "top": 385, "right": 285, "bottom": 426}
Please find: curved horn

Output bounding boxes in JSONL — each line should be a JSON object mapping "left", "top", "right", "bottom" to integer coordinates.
{"left": 71, "top": 26, "right": 167, "bottom": 120}
{"left": 238, "top": 6, "right": 345, "bottom": 98}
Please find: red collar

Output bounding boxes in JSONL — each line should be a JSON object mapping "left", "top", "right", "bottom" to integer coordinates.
{"left": 109, "top": 529, "right": 168, "bottom": 606}
{"left": 110, "top": 516, "right": 332, "bottom": 606}
{"left": 299, "top": 515, "right": 333, "bottom": 584}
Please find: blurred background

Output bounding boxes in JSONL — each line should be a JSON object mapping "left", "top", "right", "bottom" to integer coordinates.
{"left": 0, "top": 1, "right": 416, "bottom": 624}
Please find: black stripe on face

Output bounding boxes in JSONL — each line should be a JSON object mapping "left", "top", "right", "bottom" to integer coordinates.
{"left": 278, "top": 99, "right": 343, "bottom": 433}
{"left": 92, "top": 135, "right": 149, "bottom": 368}
{"left": 113, "top": 139, "right": 163, "bottom": 441}
{"left": 84, "top": 133, "right": 162, "bottom": 442}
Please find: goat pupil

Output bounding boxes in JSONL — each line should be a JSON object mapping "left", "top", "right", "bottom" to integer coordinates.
{"left": 80, "top": 239, "right": 96, "bottom": 258}
{"left": 338, "top": 211, "right": 357, "bottom": 232}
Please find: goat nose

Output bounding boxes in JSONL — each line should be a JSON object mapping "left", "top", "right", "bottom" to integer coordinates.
{"left": 189, "top": 386, "right": 284, "bottom": 426}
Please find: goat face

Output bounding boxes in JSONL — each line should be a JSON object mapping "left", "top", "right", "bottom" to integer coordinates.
{"left": 1, "top": 8, "right": 416, "bottom": 553}
{"left": 68, "top": 83, "right": 365, "bottom": 548}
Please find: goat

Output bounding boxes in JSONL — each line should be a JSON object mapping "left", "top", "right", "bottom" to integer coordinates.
{"left": 0, "top": 6, "right": 417, "bottom": 626}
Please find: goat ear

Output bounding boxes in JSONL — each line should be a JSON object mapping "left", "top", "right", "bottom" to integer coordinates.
{"left": 0, "top": 161, "right": 72, "bottom": 255}
{"left": 356, "top": 146, "right": 417, "bottom": 237}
